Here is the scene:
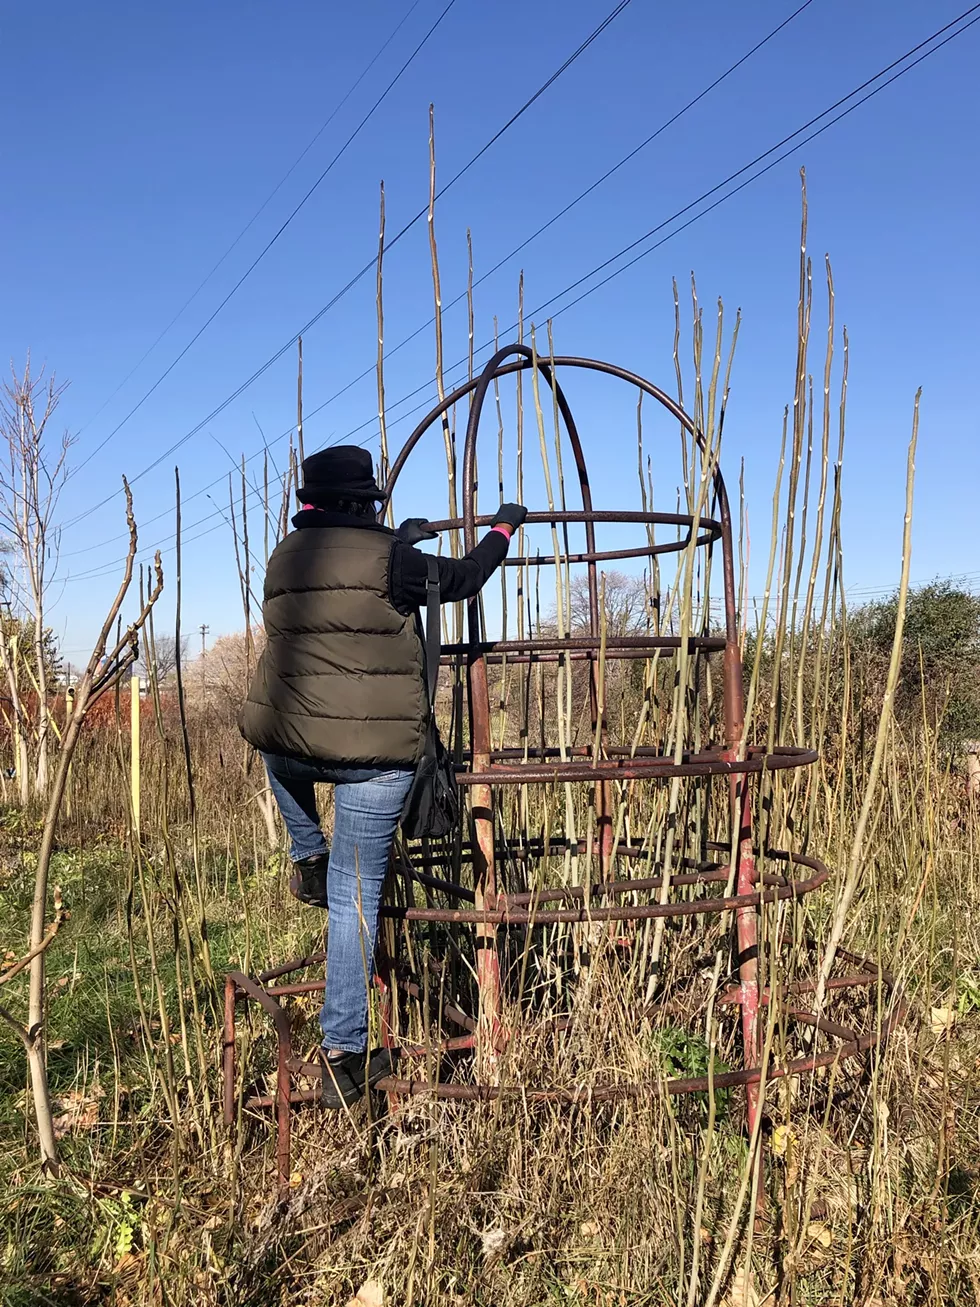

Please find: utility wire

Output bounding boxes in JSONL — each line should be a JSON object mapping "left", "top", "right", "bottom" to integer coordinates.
{"left": 61, "top": 3, "right": 980, "bottom": 584}
{"left": 64, "top": 0, "right": 636, "bottom": 520}
{"left": 73, "top": 0, "right": 427, "bottom": 441}
{"left": 69, "top": 0, "right": 462, "bottom": 478}
{"left": 62, "top": 0, "right": 810, "bottom": 556}
{"left": 525, "top": 7, "right": 980, "bottom": 325}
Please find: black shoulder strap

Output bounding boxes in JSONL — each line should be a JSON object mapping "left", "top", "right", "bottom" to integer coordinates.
{"left": 424, "top": 554, "right": 441, "bottom": 707}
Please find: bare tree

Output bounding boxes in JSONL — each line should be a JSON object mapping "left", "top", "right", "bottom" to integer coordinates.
{"left": 0, "top": 360, "right": 72, "bottom": 799}
{"left": 0, "top": 479, "right": 163, "bottom": 1174}
{"left": 567, "top": 569, "right": 653, "bottom": 636}
{"left": 138, "top": 632, "right": 187, "bottom": 684}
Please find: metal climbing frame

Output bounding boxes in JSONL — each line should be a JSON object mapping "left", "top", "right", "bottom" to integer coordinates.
{"left": 223, "top": 345, "right": 898, "bottom": 1192}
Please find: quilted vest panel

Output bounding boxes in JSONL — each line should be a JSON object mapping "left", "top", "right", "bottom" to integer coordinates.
{"left": 240, "top": 525, "right": 427, "bottom": 766}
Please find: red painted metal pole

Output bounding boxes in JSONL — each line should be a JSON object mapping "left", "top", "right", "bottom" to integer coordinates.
{"left": 222, "top": 975, "right": 237, "bottom": 1128}
{"left": 734, "top": 774, "right": 761, "bottom": 1125}
{"left": 733, "top": 770, "right": 766, "bottom": 1225}
{"left": 275, "top": 1039, "right": 292, "bottom": 1198}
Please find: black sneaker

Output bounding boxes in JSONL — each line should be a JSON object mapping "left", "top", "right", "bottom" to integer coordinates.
{"left": 319, "top": 1047, "right": 397, "bottom": 1110}
{"left": 289, "top": 851, "right": 330, "bottom": 908}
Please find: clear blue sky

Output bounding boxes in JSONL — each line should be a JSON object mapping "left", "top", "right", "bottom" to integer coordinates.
{"left": 2, "top": 0, "right": 977, "bottom": 658}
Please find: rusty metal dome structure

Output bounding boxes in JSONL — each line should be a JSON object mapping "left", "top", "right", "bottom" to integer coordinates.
{"left": 223, "top": 345, "right": 897, "bottom": 1192}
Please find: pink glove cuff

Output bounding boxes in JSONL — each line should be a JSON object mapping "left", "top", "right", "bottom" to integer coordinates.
{"left": 491, "top": 524, "right": 513, "bottom": 541}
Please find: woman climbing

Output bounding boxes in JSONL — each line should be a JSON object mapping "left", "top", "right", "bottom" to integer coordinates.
{"left": 241, "top": 445, "right": 525, "bottom": 1107}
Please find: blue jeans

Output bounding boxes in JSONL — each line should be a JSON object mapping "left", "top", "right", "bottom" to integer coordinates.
{"left": 262, "top": 753, "right": 414, "bottom": 1053}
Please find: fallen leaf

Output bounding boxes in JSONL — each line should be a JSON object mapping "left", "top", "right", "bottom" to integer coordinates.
{"left": 807, "top": 1221, "right": 832, "bottom": 1249}
{"left": 347, "top": 1281, "right": 383, "bottom": 1307}
{"left": 52, "top": 1087, "right": 104, "bottom": 1139}
{"left": 772, "top": 1124, "right": 795, "bottom": 1158}
{"left": 288, "top": 1171, "right": 303, "bottom": 1189}
{"left": 579, "top": 1220, "right": 599, "bottom": 1237}
{"left": 930, "top": 1006, "right": 956, "bottom": 1037}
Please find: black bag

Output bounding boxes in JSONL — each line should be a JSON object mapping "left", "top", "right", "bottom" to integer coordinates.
{"left": 400, "top": 556, "right": 460, "bottom": 840}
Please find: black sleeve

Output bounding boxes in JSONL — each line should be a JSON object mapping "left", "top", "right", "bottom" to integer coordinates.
{"left": 390, "top": 531, "right": 510, "bottom": 614}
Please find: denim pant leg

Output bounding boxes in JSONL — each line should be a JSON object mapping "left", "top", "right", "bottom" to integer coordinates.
{"left": 319, "top": 768, "right": 414, "bottom": 1052}
{"left": 262, "top": 753, "right": 330, "bottom": 862}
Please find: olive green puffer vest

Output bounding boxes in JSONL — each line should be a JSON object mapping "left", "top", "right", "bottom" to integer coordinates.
{"left": 240, "top": 524, "right": 427, "bottom": 766}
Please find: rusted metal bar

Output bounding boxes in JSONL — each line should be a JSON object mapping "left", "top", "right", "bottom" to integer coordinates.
{"left": 455, "top": 747, "right": 818, "bottom": 785}
{"left": 716, "top": 971, "right": 889, "bottom": 1006}
{"left": 228, "top": 971, "right": 295, "bottom": 1190}
{"left": 265, "top": 979, "right": 326, "bottom": 998}
{"left": 439, "top": 635, "right": 728, "bottom": 655}
{"left": 394, "top": 975, "right": 477, "bottom": 1034}
{"left": 275, "top": 1038, "right": 291, "bottom": 1195}
{"left": 485, "top": 743, "right": 731, "bottom": 760}
{"left": 424, "top": 508, "right": 721, "bottom": 533}
{"left": 499, "top": 541, "right": 715, "bottom": 565}
{"left": 498, "top": 866, "right": 802, "bottom": 907}
{"left": 368, "top": 1015, "right": 901, "bottom": 1102}
{"left": 244, "top": 1011, "right": 899, "bottom": 1113}
{"left": 399, "top": 1033, "right": 477, "bottom": 1058}
{"left": 789, "top": 1010, "right": 858, "bottom": 1044}
{"left": 401, "top": 865, "right": 475, "bottom": 902}
{"left": 447, "top": 647, "right": 721, "bottom": 666}
{"left": 258, "top": 953, "right": 326, "bottom": 984}
{"left": 733, "top": 775, "right": 762, "bottom": 1160}
{"left": 379, "top": 863, "right": 829, "bottom": 925}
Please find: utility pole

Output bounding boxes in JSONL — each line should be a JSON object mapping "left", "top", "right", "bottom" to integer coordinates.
{"left": 199, "top": 624, "right": 209, "bottom": 704}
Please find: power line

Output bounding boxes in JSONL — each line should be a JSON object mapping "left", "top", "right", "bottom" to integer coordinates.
{"left": 72, "top": 0, "right": 427, "bottom": 442}
{"left": 69, "top": 0, "right": 462, "bottom": 478}
{"left": 63, "top": 0, "right": 637, "bottom": 523}
{"left": 60, "top": 2, "right": 980, "bottom": 585}
{"left": 62, "top": 0, "right": 814, "bottom": 559}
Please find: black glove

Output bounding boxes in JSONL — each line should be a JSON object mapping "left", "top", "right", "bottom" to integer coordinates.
{"left": 395, "top": 517, "right": 439, "bottom": 546}
{"left": 491, "top": 503, "right": 528, "bottom": 532}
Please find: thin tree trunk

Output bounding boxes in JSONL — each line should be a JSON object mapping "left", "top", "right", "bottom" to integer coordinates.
{"left": 2, "top": 639, "right": 31, "bottom": 805}
{"left": 258, "top": 786, "right": 278, "bottom": 851}
{"left": 26, "top": 703, "right": 86, "bottom": 1174}
{"left": 34, "top": 613, "right": 49, "bottom": 797}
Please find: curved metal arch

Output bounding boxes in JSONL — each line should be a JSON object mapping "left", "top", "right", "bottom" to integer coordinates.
{"left": 384, "top": 346, "right": 738, "bottom": 648}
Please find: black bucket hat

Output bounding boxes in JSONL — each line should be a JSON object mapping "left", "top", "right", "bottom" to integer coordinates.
{"left": 298, "top": 446, "right": 385, "bottom": 504}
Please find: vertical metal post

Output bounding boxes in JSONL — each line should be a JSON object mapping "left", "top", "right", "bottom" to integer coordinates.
{"left": 468, "top": 647, "right": 502, "bottom": 1063}
{"left": 275, "top": 1040, "right": 291, "bottom": 1197}
{"left": 734, "top": 775, "right": 761, "bottom": 1111}
{"left": 734, "top": 770, "right": 765, "bottom": 1225}
{"left": 222, "top": 976, "right": 237, "bottom": 1127}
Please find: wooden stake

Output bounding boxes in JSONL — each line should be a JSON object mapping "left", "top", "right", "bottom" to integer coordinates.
{"left": 130, "top": 669, "right": 140, "bottom": 838}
